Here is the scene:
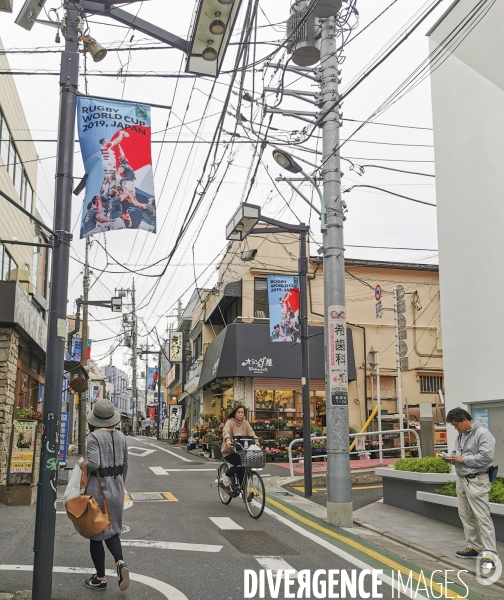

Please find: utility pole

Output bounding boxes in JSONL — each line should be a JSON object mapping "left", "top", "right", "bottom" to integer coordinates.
{"left": 321, "top": 15, "right": 352, "bottom": 527}
{"left": 394, "top": 287, "right": 406, "bottom": 459}
{"left": 299, "top": 229, "right": 313, "bottom": 497}
{"left": 131, "top": 278, "right": 138, "bottom": 434}
{"left": 79, "top": 238, "right": 90, "bottom": 454}
{"left": 32, "top": 3, "right": 81, "bottom": 598}
{"left": 157, "top": 350, "right": 162, "bottom": 440}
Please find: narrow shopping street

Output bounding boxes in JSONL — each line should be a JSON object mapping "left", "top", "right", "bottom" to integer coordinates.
{"left": 1, "top": 438, "right": 496, "bottom": 600}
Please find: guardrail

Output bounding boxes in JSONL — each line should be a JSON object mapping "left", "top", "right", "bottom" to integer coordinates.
{"left": 287, "top": 429, "right": 422, "bottom": 477}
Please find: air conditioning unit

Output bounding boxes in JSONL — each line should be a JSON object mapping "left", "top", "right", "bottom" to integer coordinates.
{"left": 0, "top": 1, "right": 13, "bottom": 14}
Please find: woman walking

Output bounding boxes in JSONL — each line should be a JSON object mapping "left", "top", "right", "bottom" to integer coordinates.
{"left": 80, "top": 400, "right": 130, "bottom": 591}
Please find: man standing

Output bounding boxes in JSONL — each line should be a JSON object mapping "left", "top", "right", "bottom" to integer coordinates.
{"left": 444, "top": 407, "right": 497, "bottom": 570}
{"left": 145, "top": 416, "right": 152, "bottom": 438}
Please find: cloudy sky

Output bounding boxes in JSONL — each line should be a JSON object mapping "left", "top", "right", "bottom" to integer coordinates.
{"left": 0, "top": 0, "right": 452, "bottom": 375}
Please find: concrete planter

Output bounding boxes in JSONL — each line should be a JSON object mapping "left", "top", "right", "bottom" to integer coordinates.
{"left": 377, "top": 467, "right": 504, "bottom": 542}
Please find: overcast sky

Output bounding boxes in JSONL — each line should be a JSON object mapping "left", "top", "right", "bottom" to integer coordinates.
{"left": 0, "top": 0, "right": 452, "bottom": 376}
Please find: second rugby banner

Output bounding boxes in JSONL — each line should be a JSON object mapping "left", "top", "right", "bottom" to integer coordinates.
{"left": 76, "top": 96, "right": 156, "bottom": 238}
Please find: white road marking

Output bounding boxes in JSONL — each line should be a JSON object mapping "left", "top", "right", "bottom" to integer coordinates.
{"left": 147, "top": 444, "right": 193, "bottom": 462}
{"left": 150, "top": 466, "right": 169, "bottom": 475}
{"left": 254, "top": 556, "right": 298, "bottom": 575}
{"left": 209, "top": 517, "right": 243, "bottom": 530}
{"left": 150, "top": 467, "right": 215, "bottom": 474}
{"left": 263, "top": 506, "right": 430, "bottom": 600}
{"left": 128, "top": 447, "right": 157, "bottom": 457}
{"left": 121, "top": 540, "right": 222, "bottom": 553}
{"left": 56, "top": 511, "right": 66, "bottom": 515}
{"left": 0, "top": 565, "right": 189, "bottom": 600}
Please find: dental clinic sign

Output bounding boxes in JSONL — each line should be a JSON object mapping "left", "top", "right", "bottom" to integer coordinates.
{"left": 241, "top": 357, "right": 273, "bottom": 374}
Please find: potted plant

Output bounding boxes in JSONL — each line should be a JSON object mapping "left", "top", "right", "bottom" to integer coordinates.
{"left": 15, "top": 408, "right": 43, "bottom": 422}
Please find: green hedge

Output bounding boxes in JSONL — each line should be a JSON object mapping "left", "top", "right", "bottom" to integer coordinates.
{"left": 393, "top": 456, "right": 451, "bottom": 473}
{"left": 437, "top": 479, "right": 504, "bottom": 504}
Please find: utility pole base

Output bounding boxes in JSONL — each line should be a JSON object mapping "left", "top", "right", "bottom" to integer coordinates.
{"left": 327, "top": 502, "right": 353, "bottom": 527}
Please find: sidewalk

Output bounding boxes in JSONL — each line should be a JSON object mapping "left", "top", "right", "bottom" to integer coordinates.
{"left": 269, "top": 479, "right": 504, "bottom": 599}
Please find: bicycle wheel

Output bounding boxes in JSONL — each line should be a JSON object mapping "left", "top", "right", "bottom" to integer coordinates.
{"left": 244, "top": 470, "right": 265, "bottom": 518}
{"left": 217, "top": 463, "right": 232, "bottom": 505}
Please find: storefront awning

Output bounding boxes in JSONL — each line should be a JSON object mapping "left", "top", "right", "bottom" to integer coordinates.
{"left": 198, "top": 323, "right": 356, "bottom": 389}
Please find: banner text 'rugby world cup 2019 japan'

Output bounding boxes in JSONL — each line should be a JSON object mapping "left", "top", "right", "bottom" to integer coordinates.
{"left": 76, "top": 96, "right": 156, "bottom": 239}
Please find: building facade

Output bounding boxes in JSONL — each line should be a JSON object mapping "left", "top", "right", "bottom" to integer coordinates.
{"left": 105, "top": 366, "right": 130, "bottom": 417}
{"left": 187, "top": 234, "right": 443, "bottom": 443}
{"left": 428, "top": 0, "right": 504, "bottom": 459}
{"left": 0, "top": 37, "right": 51, "bottom": 504}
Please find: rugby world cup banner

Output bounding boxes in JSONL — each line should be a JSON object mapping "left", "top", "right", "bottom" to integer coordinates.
{"left": 267, "top": 275, "right": 301, "bottom": 344}
{"left": 76, "top": 96, "right": 156, "bottom": 239}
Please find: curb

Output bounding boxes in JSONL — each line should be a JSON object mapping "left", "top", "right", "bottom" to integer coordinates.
{"left": 353, "top": 518, "right": 504, "bottom": 590}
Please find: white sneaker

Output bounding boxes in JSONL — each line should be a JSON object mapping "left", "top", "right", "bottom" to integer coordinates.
{"left": 221, "top": 475, "right": 231, "bottom": 488}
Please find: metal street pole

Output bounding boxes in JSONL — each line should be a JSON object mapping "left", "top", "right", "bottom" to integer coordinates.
{"left": 157, "top": 351, "right": 162, "bottom": 440}
{"left": 321, "top": 16, "right": 352, "bottom": 526}
{"left": 394, "top": 288, "right": 406, "bottom": 458}
{"left": 132, "top": 278, "right": 138, "bottom": 434}
{"left": 32, "top": 3, "right": 81, "bottom": 598}
{"left": 79, "top": 238, "right": 90, "bottom": 454}
{"left": 299, "top": 228, "right": 313, "bottom": 497}
{"left": 376, "top": 350, "right": 383, "bottom": 466}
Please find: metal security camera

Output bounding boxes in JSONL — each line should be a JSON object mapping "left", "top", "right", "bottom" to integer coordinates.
{"left": 15, "top": 0, "right": 47, "bottom": 31}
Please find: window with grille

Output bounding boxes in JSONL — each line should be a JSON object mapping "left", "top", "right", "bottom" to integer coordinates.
{"left": 420, "top": 375, "right": 443, "bottom": 394}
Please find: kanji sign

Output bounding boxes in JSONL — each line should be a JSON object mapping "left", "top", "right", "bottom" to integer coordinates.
{"left": 328, "top": 305, "right": 348, "bottom": 407}
{"left": 169, "top": 331, "right": 183, "bottom": 363}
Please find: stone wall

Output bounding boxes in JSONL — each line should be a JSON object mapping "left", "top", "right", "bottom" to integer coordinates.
{"left": 0, "top": 328, "right": 20, "bottom": 486}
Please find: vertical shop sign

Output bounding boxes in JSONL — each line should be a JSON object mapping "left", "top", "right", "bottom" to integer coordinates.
{"left": 328, "top": 305, "right": 348, "bottom": 406}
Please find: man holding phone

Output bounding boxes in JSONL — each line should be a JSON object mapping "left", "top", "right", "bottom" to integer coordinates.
{"left": 445, "top": 407, "right": 497, "bottom": 569}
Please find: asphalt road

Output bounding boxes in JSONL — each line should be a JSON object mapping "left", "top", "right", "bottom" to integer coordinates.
{"left": 0, "top": 436, "right": 484, "bottom": 600}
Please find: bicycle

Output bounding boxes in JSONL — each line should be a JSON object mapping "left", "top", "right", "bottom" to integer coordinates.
{"left": 213, "top": 441, "right": 266, "bottom": 519}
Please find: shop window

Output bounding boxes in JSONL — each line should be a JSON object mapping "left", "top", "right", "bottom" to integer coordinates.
{"left": 420, "top": 375, "right": 443, "bottom": 394}
{"left": 254, "top": 278, "right": 269, "bottom": 318}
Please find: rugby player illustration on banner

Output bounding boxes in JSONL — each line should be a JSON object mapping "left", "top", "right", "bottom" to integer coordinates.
{"left": 76, "top": 96, "right": 156, "bottom": 238}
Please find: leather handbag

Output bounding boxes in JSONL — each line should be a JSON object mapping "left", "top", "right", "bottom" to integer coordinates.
{"left": 65, "top": 462, "right": 111, "bottom": 538}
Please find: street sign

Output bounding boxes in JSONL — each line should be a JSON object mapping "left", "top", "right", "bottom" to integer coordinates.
{"left": 375, "top": 300, "right": 383, "bottom": 319}
{"left": 399, "top": 341, "right": 408, "bottom": 357}
{"left": 375, "top": 285, "right": 382, "bottom": 301}
{"left": 398, "top": 329, "right": 408, "bottom": 341}
{"left": 396, "top": 285, "right": 405, "bottom": 301}
{"left": 400, "top": 357, "right": 409, "bottom": 371}
{"left": 398, "top": 314, "right": 406, "bottom": 330}
{"left": 397, "top": 299, "right": 406, "bottom": 314}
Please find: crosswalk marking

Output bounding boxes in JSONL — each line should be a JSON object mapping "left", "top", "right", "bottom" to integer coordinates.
{"left": 254, "top": 556, "right": 297, "bottom": 575}
{"left": 121, "top": 540, "right": 222, "bottom": 553}
{"left": 146, "top": 444, "right": 194, "bottom": 462}
{"left": 209, "top": 517, "right": 243, "bottom": 530}
{"left": 150, "top": 467, "right": 216, "bottom": 475}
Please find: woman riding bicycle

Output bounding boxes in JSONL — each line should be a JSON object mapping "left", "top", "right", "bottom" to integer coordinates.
{"left": 221, "top": 405, "right": 259, "bottom": 488}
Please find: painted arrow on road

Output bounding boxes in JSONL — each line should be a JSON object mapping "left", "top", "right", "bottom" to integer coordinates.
{"left": 128, "top": 447, "right": 157, "bottom": 457}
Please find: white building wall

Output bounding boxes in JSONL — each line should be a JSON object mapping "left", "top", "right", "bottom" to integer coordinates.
{"left": 429, "top": 0, "right": 504, "bottom": 447}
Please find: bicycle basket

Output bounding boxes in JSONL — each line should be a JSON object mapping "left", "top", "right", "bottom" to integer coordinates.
{"left": 238, "top": 449, "right": 266, "bottom": 468}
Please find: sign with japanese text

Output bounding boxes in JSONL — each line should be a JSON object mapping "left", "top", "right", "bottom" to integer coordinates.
{"left": 72, "top": 337, "right": 92, "bottom": 362}
{"left": 328, "top": 305, "right": 348, "bottom": 406}
{"left": 241, "top": 356, "right": 273, "bottom": 374}
{"left": 168, "top": 405, "right": 182, "bottom": 433}
{"left": 10, "top": 420, "right": 37, "bottom": 474}
{"left": 76, "top": 96, "right": 156, "bottom": 239}
{"left": 267, "top": 275, "right": 301, "bottom": 343}
{"left": 59, "top": 412, "right": 69, "bottom": 465}
{"left": 473, "top": 409, "right": 490, "bottom": 429}
{"left": 169, "top": 331, "right": 183, "bottom": 363}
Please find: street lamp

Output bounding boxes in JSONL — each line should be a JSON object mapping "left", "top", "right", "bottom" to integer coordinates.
{"left": 225, "top": 203, "right": 314, "bottom": 498}
{"left": 272, "top": 149, "right": 326, "bottom": 230}
{"left": 187, "top": 0, "right": 244, "bottom": 76}
{"left": 366, "top": 346, "right": 383, "bottom": 465}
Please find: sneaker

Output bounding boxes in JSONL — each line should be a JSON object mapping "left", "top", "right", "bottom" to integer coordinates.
{"left": 85, "top": 575, "right": 107, "bottom": 590}
{"left": 221, "top": 475, "right": 232, "bottom": 488}
{"left": 117, "top": 561, "right": 130, "bottom": 591}
{"left": 246, "top": 492, "right": 255, "bottom": 502}
{"left": 481, "top": 557, "right": 496, "bottom": 571}
{"left": 456, "top": 547, "right": 479, "bottom": 559}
